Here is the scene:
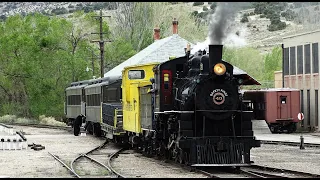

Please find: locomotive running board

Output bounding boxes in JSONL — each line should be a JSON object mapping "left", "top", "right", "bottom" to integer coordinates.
{"left": 191, "top": 164, "right": 251, "bottom": 167}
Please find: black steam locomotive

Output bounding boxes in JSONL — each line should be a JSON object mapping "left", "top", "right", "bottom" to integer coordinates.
{"left": 150, "top": 45, "right": 261, "bottom": 165}
{"left": 65, "top": 44, "right": 261, "bottom": 167}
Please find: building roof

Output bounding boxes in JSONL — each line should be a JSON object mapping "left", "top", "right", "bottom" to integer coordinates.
{"left": 104, "top": 34, "right": 194, "bottom": 79}
{"left": 283, "top": 29, "right": 320, "bottom": 39}
{"left": 241, "top": 88, "right": 300, "bottom": 93}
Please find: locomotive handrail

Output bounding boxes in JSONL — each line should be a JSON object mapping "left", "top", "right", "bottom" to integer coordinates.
{"left": 196, "top": 110, "right": 253, "bottom": 113}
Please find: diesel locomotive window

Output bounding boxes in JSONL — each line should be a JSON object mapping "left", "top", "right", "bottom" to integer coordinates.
{"left": 128, "top": 70, "right": 145, "bottom": 80}
{"left": 280, "top": 96, "right": 286, "bottom": 104}
{"left": 312, "top": 43, "right": 319, "bottom": 73}
{"left": 290, "top": 46, "right": 296, "bottom": 75}
{"left": 283, "top": 48, "right": 289, "bottom": 75}
{"left": 297, "top": 45, "right": 303, "bottom": 74}
{"left": 107, "top": 88, "right": 118, "bottom": 102}
{"left": 304, "top": 44, "right": 311, "bottom": 74}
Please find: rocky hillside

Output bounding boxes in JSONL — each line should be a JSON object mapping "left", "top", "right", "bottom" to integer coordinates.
{"left": 0, "top": 2, "right": 319, "bottom": 54}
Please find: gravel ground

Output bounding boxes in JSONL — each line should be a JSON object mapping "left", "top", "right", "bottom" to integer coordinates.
{"left": 0, "top": 125, "right": 105, "bottom": 178}
{"left": 251, "top": 144, "right": 320, "bottom": 175}
{"left": 2, "top": 125, "right": 320, "bottom": 177}
{"left": 112, "top": 150, "right": 208, "bottom": 178}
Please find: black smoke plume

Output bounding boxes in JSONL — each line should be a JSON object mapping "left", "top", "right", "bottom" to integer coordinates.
{"left": 208, "top": 2, "right": 240, "bottom": 44}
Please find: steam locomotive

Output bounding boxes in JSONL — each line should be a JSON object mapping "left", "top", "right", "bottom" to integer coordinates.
{"left": 65, "top": 44, "right": 261, "bottom": 166}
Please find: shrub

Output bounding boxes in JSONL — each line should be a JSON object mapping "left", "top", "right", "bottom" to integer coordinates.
{"left": 193, "top": 2, "right": 204, "bottom": 6}
{"left": 268, "top": 21, "right": 286, "bottom": 31}
{"left": 260, "top": 14, "right": 265, "bottom": 18}
{"left": 210, "top": 2, "right": 217, "bottom": 10}
{"left": 68, "top": 4, "right": 74, "bottom": 8}
{"left": 203, "top": 6, "right": 208, "bottom": 11}
{"left": 51, "top": 7, "right": 68, "bottom": 15}
{"left": 197, "top": 11, "right": 209, "bottom": 19}
{"left": 241, "top": 13, "right": 249, "bottom": 23}
{"left": 191, "top": 10, "right": 198, "bottom": 17}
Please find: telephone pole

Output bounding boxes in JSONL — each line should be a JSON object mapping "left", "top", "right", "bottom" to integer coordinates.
{"left": 91, "top": 9, "right": 112, "bottom": 78}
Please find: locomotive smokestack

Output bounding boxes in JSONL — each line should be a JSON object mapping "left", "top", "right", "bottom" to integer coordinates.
{"left": 209, "top": 45, "right": 223, "bottom": 69}
{"left": 153, "top": 26, "right": 160, "bottom": 41}
{"left": 172, "top": 18, "right": 178, "bottom": 34}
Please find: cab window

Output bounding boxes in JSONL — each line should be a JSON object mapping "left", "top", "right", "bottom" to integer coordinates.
{"left": 128, "top": 70, "right": 145, "bottom": 80}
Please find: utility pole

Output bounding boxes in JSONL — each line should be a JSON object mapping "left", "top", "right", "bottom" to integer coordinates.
{"left": 85, "top": 47, "right": 100, "bottom": 78}
{"left": 91, "top": 9, "right": 112, "bottom": 78}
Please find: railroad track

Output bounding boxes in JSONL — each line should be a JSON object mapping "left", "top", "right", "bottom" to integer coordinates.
{"left": 49, "top": 141, "right": 126, "bottom": 178}
{"left": 197, "top": 164, "right": 320, "bottom": 178}
{"left": 260, "top": 140, "right": 320, "bottom": 148}
{"left": 2, "top": 123, "right": 72, "bottom": 131}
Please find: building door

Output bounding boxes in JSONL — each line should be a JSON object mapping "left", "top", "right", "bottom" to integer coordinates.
{"left": 278, "top": 92, "right": 291, "bottom": 119}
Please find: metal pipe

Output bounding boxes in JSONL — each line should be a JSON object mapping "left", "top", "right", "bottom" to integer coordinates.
{"left": 300, "top": 135, "right": 305, "bottom": 149}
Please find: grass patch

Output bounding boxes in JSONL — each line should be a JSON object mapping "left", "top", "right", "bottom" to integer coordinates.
{"left": 0, "top": 114, "right": 66, "bottom": 126}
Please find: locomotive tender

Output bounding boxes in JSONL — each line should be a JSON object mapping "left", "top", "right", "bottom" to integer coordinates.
{"left": 65, "top": 44, "right": 261, "bottom": 166}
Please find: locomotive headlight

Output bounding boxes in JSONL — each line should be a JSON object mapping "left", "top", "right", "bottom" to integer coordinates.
{"left": 213, "top": 63, "right": 226, "bottom": 75}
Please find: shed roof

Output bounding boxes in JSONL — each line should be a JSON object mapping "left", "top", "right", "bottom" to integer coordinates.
{"left": 104, "top": 34, "right": 194, "bottom": 79}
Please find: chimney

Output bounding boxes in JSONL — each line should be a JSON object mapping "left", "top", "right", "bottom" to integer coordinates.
{"left": 209, "top": 45, "right": 223, "bottom": 70}
{"left": 172, "top": 18, "right": 178, "bottom": 34}
{"left": 153, "top": 26, "right": 160, "bottom": 41}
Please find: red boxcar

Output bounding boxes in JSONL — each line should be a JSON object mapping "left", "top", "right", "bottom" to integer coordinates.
{"left": 242, "top": 88, "right": 301, "bottom": 133}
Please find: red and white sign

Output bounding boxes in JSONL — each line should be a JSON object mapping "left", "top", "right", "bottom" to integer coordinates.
{"left": 297, "top": 113, "right": 304, "bottom": 121}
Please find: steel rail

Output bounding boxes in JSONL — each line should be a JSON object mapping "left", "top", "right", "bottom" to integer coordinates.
{"left": 107, "top": 148, "right": 126, "bottom": 178}
{"left": 48, "top": 152, "right": 80, "bottom": 178}
{"left": 70, "top": 141, "right": 109, "bottom": 174}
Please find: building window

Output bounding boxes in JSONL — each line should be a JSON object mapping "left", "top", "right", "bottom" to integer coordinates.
{"left": 305, "top": 44, "right": 311, "bottom": 74}
{"left": 301, "top": 90, "right": 304, "bottom": 125}
{"left": 290, "top": 46, "right": 296, "bottom": 75}
{"left": 297, "top": 45, "right": 303, "bottom": 74}
{"left": 312, "top": 43, "right": 319, "bottom": 73}
{"left": 283, "top": 47, "right": 289, "bottom": 75}
{"left": 307, "top": 89, "right": 310, "bottom": 126}
{"left": 316, "top": 90, "right": 319, "bottom": 127}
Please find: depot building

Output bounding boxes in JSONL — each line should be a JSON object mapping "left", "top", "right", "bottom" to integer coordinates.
{"left": 282, "top": 29, "right": 320, "bottom": 131}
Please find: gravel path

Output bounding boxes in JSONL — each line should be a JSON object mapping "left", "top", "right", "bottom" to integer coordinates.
{"left": 251, "top": 144, "right": 320, "bottom": 175}
{"left": 2, "top": 125, "right": 320, "bottom": 177}
{"left": 111, "top": 149, "right": 208, "bottom": 178}
{"left": 0, "top": 125, "right": 105, "bottom": 178}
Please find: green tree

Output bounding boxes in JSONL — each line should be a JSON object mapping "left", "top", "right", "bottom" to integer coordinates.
{"left": 264, "top": 46, "right": 282, "bottom": 81}
{"left": 0, "top": 13, "right": 100, "bottom": 118}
